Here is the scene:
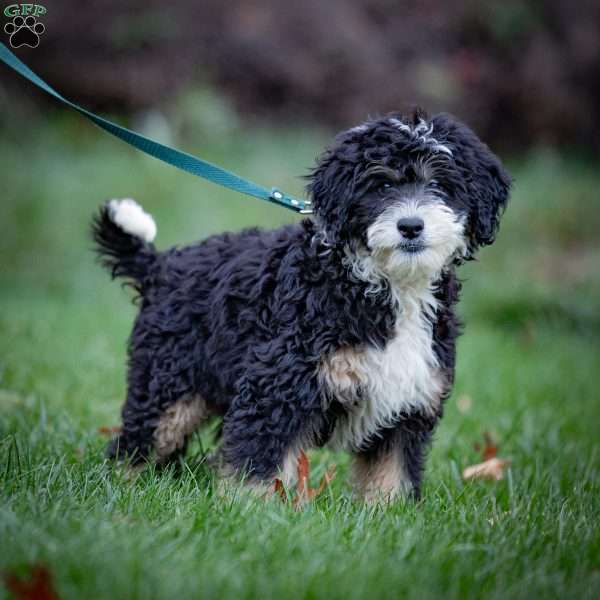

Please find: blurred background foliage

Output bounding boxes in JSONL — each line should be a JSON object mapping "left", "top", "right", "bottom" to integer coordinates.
{"left": 1, "top": 4, "right": 599, "bottom": 597}
{"left": 3, "top": 0, "right": 600, "bottom": 152}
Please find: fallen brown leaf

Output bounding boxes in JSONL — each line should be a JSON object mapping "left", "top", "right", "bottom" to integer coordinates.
{"left": 482, "top": 431, "right": 498, "bottom": 461}
{"left": 273, "top": 450, "right": 336, "bottom": 508}
{"left": 274, "top": 478, "right": 286, "bottom": 501}
{"left": 97, "top": 426, "right": 121, "bottom": 436}
{"left": 462, "top": 457, "right": 511, "bottom": 481}
{"left": 473, "top": 431, "right": 498, "bottom": 461}
{"left": 3, "top": 564, "right": 59, "bottom": 600}
{"left": 296, "top": 449, "right": 310, "bottom": 496}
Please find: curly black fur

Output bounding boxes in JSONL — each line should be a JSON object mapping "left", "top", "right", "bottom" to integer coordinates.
{"left": 93, "top": 110, "right": 511, "bottom": 499}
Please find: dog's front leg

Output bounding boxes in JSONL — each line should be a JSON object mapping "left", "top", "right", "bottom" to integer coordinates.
{"left": 352, "top": 414, "right": 437, "bottom": 502}
{"left": 219, "top": 350, "right": 324, "bottom": 494}
{"left": 352, "top": 429, "right": 413, "bottom": 503}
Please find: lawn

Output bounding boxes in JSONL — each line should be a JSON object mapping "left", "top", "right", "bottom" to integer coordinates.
{"left": 1, "top": 109, "right": 599, "bottom": 600}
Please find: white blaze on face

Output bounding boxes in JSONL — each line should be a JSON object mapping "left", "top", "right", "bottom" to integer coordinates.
{"left": 367, "top": 198, "right": 466, "bottom": 279}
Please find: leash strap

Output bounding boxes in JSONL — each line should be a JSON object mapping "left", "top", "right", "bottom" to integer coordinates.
{"left": 0, "top": 42, "right": 313, "bottom": 214}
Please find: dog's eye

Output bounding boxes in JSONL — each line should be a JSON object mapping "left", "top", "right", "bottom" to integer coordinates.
{"left": 377, "top": 182, "right": 393, "bottom": 195}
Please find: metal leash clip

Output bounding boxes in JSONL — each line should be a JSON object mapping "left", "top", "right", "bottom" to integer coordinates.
{"left": 269, "top": 188, "right": 313, "bottom": 214}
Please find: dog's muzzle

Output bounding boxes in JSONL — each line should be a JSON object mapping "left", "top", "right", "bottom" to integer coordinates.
{"left": 397, "top": 217, "right": 425, "bottom": 253}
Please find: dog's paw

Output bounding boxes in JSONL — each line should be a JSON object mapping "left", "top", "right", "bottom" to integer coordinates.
{"left": 4, "top": 15, "right": 44, "bottom": 48}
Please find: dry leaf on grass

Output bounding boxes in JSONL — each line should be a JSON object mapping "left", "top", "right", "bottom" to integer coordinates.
{"left": 473, "top": 431, "right": 498, "bottom": 461}
{"left": 274, "top": 478, "right": 287, "bottom": 501}
{"left": 97, "top": 426, "right": 121, "bottom": 436}
{"left": 3, "top": 564, "right": 59, "bottom": 600}
{"left": 463, "top": 432, "right": 510, "bottom": 481}
{"left": 462, "top": 457, "right": 511, "bottom": 481}
{"left": 274, "top": 449, "right": 336, "bottom": 508}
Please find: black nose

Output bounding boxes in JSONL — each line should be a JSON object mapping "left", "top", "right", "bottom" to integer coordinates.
{"left": 397, "top": 217, "right": 424, "bottom": 239}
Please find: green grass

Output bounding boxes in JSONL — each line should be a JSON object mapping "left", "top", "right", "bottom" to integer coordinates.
{"left": 1, "top": 111, "right": 599, "bottom": 599}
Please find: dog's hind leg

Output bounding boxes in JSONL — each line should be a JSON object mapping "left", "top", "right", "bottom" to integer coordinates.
{"left": 106, "top": 372, "right": 157, "bottom": 465}
{"left": 108, "top": 390, "right": 209, "bottom": 468}
{"left": 152, "top": 394, "right": 209, "bottom": 465}
{"left": 107, "top": 327, "right": 209, "bottom": 466}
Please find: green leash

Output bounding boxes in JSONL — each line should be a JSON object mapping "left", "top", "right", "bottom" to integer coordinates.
{"left": 0, "top": 42, "right": 313, "bottom": 214}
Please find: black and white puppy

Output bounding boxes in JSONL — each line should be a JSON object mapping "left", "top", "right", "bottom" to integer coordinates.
{"left": 93, "top": 110, "right": 511, "bottom": 500}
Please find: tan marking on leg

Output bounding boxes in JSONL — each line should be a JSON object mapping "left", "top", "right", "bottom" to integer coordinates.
{"left": 352, "top": 451, "right": 412, "bottom": 503}
{"left": 154, "top": 395, "right": 208, "bottom": 463}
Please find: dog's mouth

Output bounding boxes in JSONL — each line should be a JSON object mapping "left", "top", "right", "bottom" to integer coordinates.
{"left": 397, "top": 241, "right": 426, "bottom": 254}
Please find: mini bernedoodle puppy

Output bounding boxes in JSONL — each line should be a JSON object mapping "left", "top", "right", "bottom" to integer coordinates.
{"left": 93, "top": 110, "right": 511, "bottom": 501}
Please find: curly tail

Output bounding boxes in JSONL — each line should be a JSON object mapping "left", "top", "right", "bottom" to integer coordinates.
{"left": 91, "top": 198, "right": 158, "bottom": 292}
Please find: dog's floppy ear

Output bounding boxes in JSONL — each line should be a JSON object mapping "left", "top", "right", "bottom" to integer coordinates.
{"left": 306, "top": 148, "right": 356, "bottom": 246}
{"left": 432, "top": 113, "right": 512, "bottom": 252}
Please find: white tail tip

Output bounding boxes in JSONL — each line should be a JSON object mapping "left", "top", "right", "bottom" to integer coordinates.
{"left": 108, "top": 198, "right": 157, "bottom": 243}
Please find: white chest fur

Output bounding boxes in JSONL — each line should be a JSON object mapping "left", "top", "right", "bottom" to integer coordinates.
{"left": 320, "top": 285, "right": 443, "bottom": 451}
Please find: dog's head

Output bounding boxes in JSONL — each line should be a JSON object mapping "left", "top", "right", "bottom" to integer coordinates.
{"left": 308, "top": 111, "right": 511, "bottom": 281}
